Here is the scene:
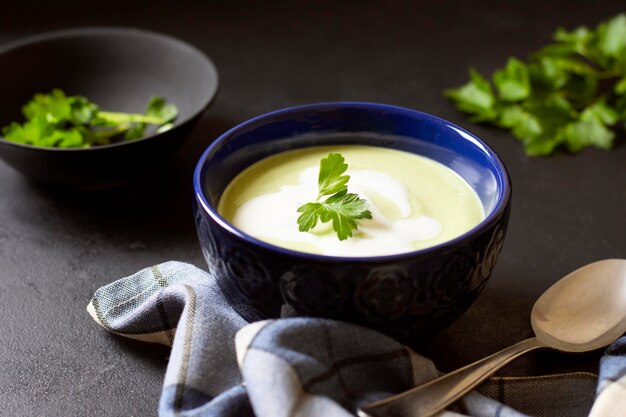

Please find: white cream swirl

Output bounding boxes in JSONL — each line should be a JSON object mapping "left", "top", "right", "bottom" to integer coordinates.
{"left": 231, "top": 167, "right": 441, "bottom": 256}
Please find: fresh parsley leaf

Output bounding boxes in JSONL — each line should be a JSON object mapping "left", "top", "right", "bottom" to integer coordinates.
{"left": 317, "top": 152, "right": 350, "bottom": 199}
{"left": 1, "top": 90, "right": 179, "bottom": 148}
{"left": 446, "top": 13, "right": 626, "bottom": 156}
{"left": 297, "top": 153, "right": 372, "bottom": 241}
{"left": 321, "top": 190, "right": 373, "bottom": 240}
{"left": 597, "top": 14, "right": 626, "bottom": 58}
{"left": 43, "top": 127, "right": 85, "bottom": 148}
{"left": 554, "top": 26, "right": 593, "bottom": 46}
{"left": 523, "top": 132, "right": 565, "bottom": 157}
{"left": 445, "top": 69, "right": 497, "bottom": 122}
{"left": 69, "top": 96, "right": 99, "bottom": 125}
{"left": 22, "top": 89, "right": 72, "bottom": 122}
{"left": 2, "top": 117, "right": 49, "bottom": 146}
{"left": 565, "top": 118, "right": 615, "bottom": 152}
{"left": 297, "top": 202, "right": 324, "bottom": 232}
{"left": 145, "top": 96, "right": 178, "bottom": 124}
{"left": 528, "top": 57, "right": 569, "bottom": 90}
{"left": 493, "top": 58, "right": 531, "bottom": 102}
{"left": 563, "top": 100, "right": 618, "bottom": 152}
{"left": 498, "top": 105, "right": 543, "bottom": 142}
{"left": 583, "top": 100, "right": 619, "bottom": 125}
{"left": 124, "top": 123, "right": 147, "bottom": 140}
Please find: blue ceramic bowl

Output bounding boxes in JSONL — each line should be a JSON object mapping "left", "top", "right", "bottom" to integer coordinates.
{"left": 193, "top": 102, "right": 511, "bottom": 344}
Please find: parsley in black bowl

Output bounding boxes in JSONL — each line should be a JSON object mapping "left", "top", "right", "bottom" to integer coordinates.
{"left": 0, "top": 27, "right": 218, "bottom": 189}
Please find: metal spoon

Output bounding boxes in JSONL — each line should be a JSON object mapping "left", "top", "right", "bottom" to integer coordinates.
{"left": 359, "top": 259, "right": 626, "bottom": 417}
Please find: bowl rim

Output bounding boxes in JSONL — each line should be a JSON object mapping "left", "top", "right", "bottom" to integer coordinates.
{"left": 0, "top": 26, "right": 219, "bottom": 152}
{"left": 194, "top": 101, "right": 511, "bottom": 262}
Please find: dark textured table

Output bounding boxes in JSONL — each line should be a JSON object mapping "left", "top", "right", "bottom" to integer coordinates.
{"left": 1, "top": 1, "right": 625, "bottom": 415}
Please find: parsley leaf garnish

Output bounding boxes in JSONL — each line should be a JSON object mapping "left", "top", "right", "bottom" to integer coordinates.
{"left": 297, "top": 153, "right": 372, "bottom": 241}
{"left": 446, "top": 13, "right": 626, "bottom": 156}
{"left": 317, "top": 151, "right": 351, "bottom": 199}
{"left": 2, "top": 89, "right": 178, "bottom": 148}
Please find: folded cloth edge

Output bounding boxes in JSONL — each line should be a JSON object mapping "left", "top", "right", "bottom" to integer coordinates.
{"left": 86, "top": 261, "right": 626, "bottom": 417}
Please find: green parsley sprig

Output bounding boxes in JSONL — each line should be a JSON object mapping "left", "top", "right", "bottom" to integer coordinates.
{"left": 446, "top": 13, "right": 626, "bottom": 156}
{"left": 297, "top": 152, "right": 372, "bottom": 241}
{"left": 2, "top": 89, "right": 178, "bottom": 148}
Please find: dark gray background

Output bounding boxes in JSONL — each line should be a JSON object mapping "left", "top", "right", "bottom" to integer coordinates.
{"left": 1, "top": 1, "right": 625, "bottom": 415}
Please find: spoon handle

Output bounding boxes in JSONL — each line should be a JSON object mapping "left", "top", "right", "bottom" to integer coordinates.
{"left": 358, "top": 337, "right": 546, "bottom": 417}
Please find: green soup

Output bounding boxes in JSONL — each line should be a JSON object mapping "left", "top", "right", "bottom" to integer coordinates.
{"left": 218, "top": 145, "right": 485, "bottom": 256}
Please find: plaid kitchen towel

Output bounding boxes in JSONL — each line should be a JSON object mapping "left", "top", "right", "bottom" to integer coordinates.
{"left": 87, "top": 261, "right": 625, "bottom": 417}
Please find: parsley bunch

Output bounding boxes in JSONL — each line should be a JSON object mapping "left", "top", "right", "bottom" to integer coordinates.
{"left": 2, "top": 89, "right": 178, "bottom": 148}
{"left": 297, "top": 153, "right": 372, "bottom": 241}
{"left": 446, "top": 13, "right": 626, "bottom": 156}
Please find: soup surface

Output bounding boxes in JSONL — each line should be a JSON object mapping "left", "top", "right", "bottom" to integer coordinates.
{"left": 218, "top": 145, "right": 484, "bottom": 256}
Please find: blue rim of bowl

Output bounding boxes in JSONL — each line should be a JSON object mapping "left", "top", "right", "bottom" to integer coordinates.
{"left": 0, "top": 26, "right": 219, "bottom": 152}
{"left": 193, "top": 102, "right": 511, "bottom": 262}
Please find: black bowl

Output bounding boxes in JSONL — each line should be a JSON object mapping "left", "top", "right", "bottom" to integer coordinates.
{"left": 194, "top": 103, "right": 511, "bottom": 345}
{"left": 0, "top": 27, "right": 218, "bottom": 189}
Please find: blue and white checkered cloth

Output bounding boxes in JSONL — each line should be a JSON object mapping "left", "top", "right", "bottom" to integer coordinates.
{"left": 87, "top": 261, "right": 626, "bottom": 417}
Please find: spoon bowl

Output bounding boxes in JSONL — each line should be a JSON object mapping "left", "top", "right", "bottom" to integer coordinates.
{"left": 532, "top": 259, "right": 626, "bottom": 352}
{"left": 360, "top": 259, "right": 626, "bottom": 417}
